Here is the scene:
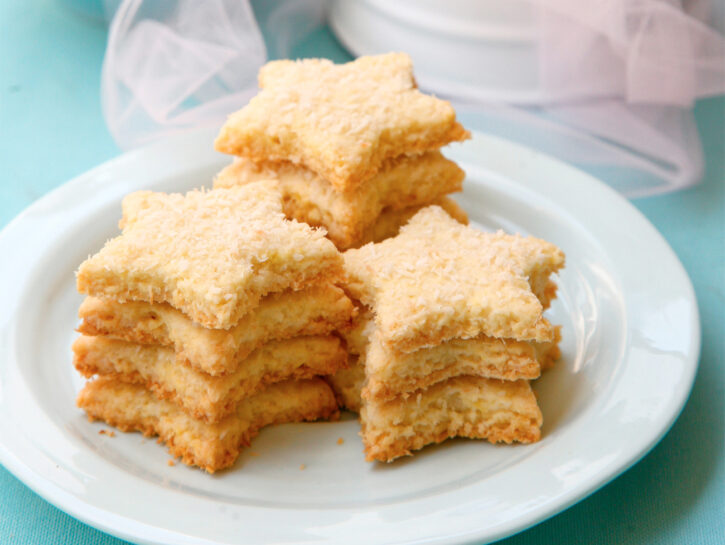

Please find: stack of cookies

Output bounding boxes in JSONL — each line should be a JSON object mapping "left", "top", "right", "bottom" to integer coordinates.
{"left": 73, "top": 52, "right": 568, "bottom": 471}
{"left": 341, "top": 206, "right": 565, "bottom": 462}
{"left": 213, "top": 53, "right": 470, "bottom": 250}
{"left": 73, "top": 181, "right": 355, "bottom": 472}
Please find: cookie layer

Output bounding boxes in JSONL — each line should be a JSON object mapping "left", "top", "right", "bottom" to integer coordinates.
{"left": 215, "top": 53, "right": 469, "bottom": 191}
{"left": 361, "top": 376, "right": 542, "bottom": 462}
{"left": 214, "top": 152, "right": 465, "bottom": 249}
{"left": 343, "top": 206, "right": 565, "bottom": 352}
{"left": 78, "top": 284, "right": 353, "bottom": 376}
{"left": 363, "top": 327, "right": 561, "bottom": 402}
{"left": 74, "top": 334, "right": 346, "bottom": 423}
{"left": 77, "top": 377, "right": 339, "bottom": 472}
{"left": 77, "top": 183, "right": 342, "bottom": 330}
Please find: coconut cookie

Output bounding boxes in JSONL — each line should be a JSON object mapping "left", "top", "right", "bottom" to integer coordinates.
{"left": 78, "top": 377, "right": 339, "bottom": 473}
{"left": 215, "top": 53, "right": 469, "bottom": 191}
{"left": 77, "top": 182, "right": 342, "bottom": 330}
{"left": 343, "top": 206, "right": 565, "bottom": 352}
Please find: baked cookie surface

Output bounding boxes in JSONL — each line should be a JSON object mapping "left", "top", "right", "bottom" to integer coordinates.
{"left": 76, "top": 183, "right": 342, "bottom": 329}
{"left": 343, "top": 206, "right": 565, "bottom": 352}
{"left": 214, "top": 53, "right": 469, "bottom": 191}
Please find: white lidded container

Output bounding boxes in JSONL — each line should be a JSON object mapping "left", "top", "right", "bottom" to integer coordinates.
{"left": 328, "top": 0, "right": 543, "bottom": 103}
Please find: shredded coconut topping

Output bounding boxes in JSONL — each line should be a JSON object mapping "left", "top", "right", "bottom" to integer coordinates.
{"left": 77, "top": 182, "right": 342, "bottom": 329}
{"left": 343, "top": 206, "right": 565, "bottom": 352}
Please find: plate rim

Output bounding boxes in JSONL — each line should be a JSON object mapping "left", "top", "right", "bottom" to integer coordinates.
{"left": 0, "top": 128, "right": 701, "bottom": 545}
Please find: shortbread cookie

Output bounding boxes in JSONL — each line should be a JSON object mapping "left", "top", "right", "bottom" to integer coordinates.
{"left": 214, "top": 152, "right": 465, "bottom": 249}
{"left": 361, "top": 376, "right": 542, "bottom": 462}
{"left": 363, "top": 327, "right": 561, "bottom": 401}
{"left": 325, "top": 356, "right": 366, "bottom": 413}
{"left": 74, "top": 334, "right": 346, "bottom": 423}
{"left": 78, "top": 377, "right": 338, "bottom": 472}
{"left": 78, "top": 284, "right": 353, "bottom": 376}
{"left": 356, "top": 197, "right": 467, "bottom": 249}
{"left": 77, "top": 183, "right": 342, "bottom": 330}
{"left": 343, "top": 206, "right": 565, "bottom": 352}
{"left": 215, "top": 53, "right": 469, "bottom": 191}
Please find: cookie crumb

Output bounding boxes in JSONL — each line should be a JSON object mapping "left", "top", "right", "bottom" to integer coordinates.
{"left": 337, "top": 437, "right": 344, "bottom": 445}
{"left": 108, "top": 431, "right": 116, "bottom": 437}
{"left": 98, "top": 430, "right": 106, "bottom": 435}
{"left": 167, "top": 460, "right": 175, "bottom": 467}
{"left": 299, "top": 464, "right": 306, "bottom": 470}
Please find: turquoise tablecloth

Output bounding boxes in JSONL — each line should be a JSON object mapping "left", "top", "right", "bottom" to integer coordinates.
{"left": 1, "top": 1, "right": 723, "bottom": 543}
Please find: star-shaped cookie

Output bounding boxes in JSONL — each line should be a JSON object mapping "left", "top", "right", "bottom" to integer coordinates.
{"left": 214, "top": 53, "right": 469, "bottom": 191}
{"left": 77, "top": 182, "right": 342, "bottom": 329}
{"left": 343, "top": 205, "right": 565, "bottom": 352}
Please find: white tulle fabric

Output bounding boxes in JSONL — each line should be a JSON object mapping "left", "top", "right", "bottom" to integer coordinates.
{"left": 102, "top": 0, "right": 266, "bottom": 149}
{"left": 101, "top": 0, "right": 724, "bottom": 196}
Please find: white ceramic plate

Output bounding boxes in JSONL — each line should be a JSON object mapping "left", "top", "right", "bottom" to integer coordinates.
{"left": 0, "top": 129, "right": 699, "bottom": 545}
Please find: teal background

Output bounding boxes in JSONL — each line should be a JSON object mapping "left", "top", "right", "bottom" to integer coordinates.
{"left": 1, "top": 1, "right": 723, "bottom": 543}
